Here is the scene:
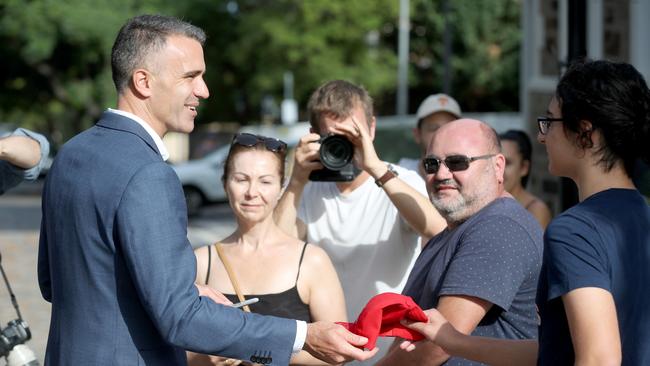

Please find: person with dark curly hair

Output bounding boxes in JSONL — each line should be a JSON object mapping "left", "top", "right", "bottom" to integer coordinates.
{"left": 398, "top": 59, "right": 650, "bottom": 366}
{"left": 499, "top": 129, "right": 552, "bottom": 228}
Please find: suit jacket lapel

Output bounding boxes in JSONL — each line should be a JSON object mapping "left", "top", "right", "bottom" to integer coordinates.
{"left": 96, "top": 111, "right": 162, "bottom": 157}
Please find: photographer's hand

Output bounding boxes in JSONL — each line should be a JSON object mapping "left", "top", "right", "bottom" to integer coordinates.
{"left": 335, "top": 116, "right": 447, "bottom": 240}
{"left": 333, "top": 117, "right": 385, "bottom": 177}
{"left": 290, "top": 133, "right": 323, "bottom": 185}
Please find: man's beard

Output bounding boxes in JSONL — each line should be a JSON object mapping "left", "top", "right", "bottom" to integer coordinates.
{"left": 430, "top": 179, "right": 477, "bottom": 225}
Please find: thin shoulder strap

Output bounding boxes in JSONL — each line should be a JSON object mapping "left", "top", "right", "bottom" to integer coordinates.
{"left": 215, "top": 243, "right": 251, "bottom": 312}
{"left": 295, "top": 242, "right": 309, "bottom": 285}
{"left": 204, "top": 245, "right": 212, "bottom": 285}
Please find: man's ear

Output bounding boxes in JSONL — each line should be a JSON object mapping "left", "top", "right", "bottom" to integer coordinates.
{"left": 412, "top": 127, "right": 422, "bottom": 145}
{"left": 521, "top": 159, "right": 531, "bottom": 177}
{"left": 131, "top": 69, "right": 153, "bottom": 98}
{"left": 577, "top": 119, "right": 595, "bottom": 149}
{"left": 369, "top": 116, "right": 377, "bottom": 140}
{"left": 495, "top": 153, "right": 506, "bottom": 185}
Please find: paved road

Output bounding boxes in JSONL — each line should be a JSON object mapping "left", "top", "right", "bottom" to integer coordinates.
{"left": 0, "top": 183, "right": 235, "bottom": 364}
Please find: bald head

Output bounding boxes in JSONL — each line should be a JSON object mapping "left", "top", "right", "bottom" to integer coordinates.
{"left": 428, "top": 119, "right": 501, "bottom": 156}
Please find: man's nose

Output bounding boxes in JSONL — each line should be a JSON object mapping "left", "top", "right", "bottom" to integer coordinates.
{"left": 434, "top": 161, "right": 454, "bottom": 180}
{"left": 195, "top": 77, "right": 209, "bottom": 99}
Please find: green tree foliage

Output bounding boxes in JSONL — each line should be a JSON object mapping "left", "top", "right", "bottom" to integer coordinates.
{"left": 183, "top": 0, "right": 400, "bottom": 123}
{"left": 0, "top": 0, "right": 173, "bottom": 145}
{"left": 409, "top": 0, "right": 521, "bottom": 111}
{"left": 0, "top": 0, "right": 521, "bottom": 145}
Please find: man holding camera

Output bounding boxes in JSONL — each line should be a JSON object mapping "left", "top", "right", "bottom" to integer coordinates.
{"left": 276, "top": 80, "right": 446, "bottom": 338}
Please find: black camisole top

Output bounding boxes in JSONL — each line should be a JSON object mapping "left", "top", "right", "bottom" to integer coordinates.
{"left": 205, "top": 242, "right": 312, "bottom": 322}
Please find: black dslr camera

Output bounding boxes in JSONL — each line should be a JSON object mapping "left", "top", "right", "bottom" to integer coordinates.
{"left": 0, "top": 319, "right": 32, "bottom": 358}
{"left": 0, "top": 249, "right": 39, "bottom": 365}
{"left": 309, "top": 134, "right": 359, "bottom": 182}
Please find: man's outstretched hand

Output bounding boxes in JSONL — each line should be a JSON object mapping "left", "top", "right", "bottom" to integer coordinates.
{"left": 304, "top": 321, "right": 379, "bottom": 364}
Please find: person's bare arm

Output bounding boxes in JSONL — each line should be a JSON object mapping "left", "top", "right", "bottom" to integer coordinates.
{"left": 290, "top": 245, "right": 347, "bottom": 365}
{"left": 401, "top": 308, "right": 538, "bottom": 366}
{"left": 275, "top": 134, "right": 321, "bottom": 240}
{"left": 0, "top": 134, "right": 41, "bottom": 169}
{"left": 563, "top": 287, "right": 621, "bottom": 366}
{"left": 275, "top": 179, "right": 308, "bottom": 240}
{"left": 376, "top": 295, "right": 492, "bottom": 366}
{"left": 369, "top": 166, "right": 446, "bottom": 238}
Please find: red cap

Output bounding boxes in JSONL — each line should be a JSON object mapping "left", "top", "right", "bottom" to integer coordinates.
{"left": 338, "top": 292, "right": 428, "bottom": 349}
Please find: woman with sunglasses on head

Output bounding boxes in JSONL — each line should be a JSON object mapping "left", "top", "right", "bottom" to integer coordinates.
{"left": 188, "top": 133, "right": 346, "bottom": 366}
{"left": 398, "top": 60, "right": 650, "bottom": 365}
{"left": 499, "top": 130, "right": 552, "bottom": 228}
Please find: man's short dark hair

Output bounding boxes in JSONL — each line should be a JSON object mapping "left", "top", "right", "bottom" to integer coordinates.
{"left": 307, "top": 80, "right": 374, "bottom": 132}
{"left": 111, "top": 14, "right": 206, "bottom": 93}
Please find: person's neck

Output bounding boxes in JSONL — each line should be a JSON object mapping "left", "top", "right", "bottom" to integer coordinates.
{"left": 234, "top": 217, "right": 280, "bottom": 250}
{"left": 116, "top": 96, "right": 165, "bottom": 137}
{"left": 572, "top": 162, "right": 635, "bottom": 202}
{"left": 335, "top": 170, "right": 370, "bottom": 194}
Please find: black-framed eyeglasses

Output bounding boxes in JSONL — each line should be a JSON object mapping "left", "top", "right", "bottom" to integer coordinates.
{"left": 232, "top": 133, "right": 287, "bottom": 153}
{"left": 422, "top": 154, "right": 496, "bottom": 174}
{"left": 537, "top": 116, "right": 564, "bottom": 135}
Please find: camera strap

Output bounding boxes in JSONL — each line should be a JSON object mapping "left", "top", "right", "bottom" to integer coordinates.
{"left": 0, "top": 250, "right": 23, "bottom": 321}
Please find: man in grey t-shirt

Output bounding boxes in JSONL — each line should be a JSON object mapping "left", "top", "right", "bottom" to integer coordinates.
{"left": 377, "top": 119, "right": 543, "bottom": 366}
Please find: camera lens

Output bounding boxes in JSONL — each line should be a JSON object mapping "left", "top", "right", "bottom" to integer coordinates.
{"left": 320, "top": 135, "right": 353, "bottom": 170}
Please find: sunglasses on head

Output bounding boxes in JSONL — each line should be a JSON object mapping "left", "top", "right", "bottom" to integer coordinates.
{"left": 232, "top": 133, "right": 287, "bottom": 153}
{"left": 422, "top": 154, "right": 495, "bottom": 174}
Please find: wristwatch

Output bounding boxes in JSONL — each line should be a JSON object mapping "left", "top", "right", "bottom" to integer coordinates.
{"left": 375, "top": 164, "right": 399, "bottom": 187}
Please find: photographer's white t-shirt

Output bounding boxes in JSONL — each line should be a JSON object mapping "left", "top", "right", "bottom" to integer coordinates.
{"left": 297, "top": 164, "right": 426, "bottom": 322}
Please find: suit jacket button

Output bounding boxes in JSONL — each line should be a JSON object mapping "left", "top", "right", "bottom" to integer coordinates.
{"left": 250, "top": 356, "right": 258, "bottom": 363}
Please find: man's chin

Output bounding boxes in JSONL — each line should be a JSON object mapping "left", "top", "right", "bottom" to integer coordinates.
{"left": 433, "top": 198, "right": 465, "bottom": 215}
{"left": 175, "top": 121, "right": 195, "bottom": 134}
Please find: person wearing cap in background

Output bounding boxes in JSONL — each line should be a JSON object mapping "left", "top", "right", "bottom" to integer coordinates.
{"left": 398, "top": 94, "right": 461, "bottom": 178}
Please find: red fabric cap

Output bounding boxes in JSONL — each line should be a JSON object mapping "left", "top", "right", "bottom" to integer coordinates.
{"left": 337, "top": 292, "right": 428, "bottom": 349}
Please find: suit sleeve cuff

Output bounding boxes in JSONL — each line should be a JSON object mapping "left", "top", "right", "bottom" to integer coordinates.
{"left": 293, "top": 320, "right": 307, "bottom": 354}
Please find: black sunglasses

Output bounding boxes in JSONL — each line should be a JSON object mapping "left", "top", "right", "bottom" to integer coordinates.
{"left": 232, "top": 133, "right": 287, "bottom": 153}
{"left": 537, "top": 116, "right": 564, "bottom": 135}
{"left": 422, "top": 154, "right": 496, "bottom": 174}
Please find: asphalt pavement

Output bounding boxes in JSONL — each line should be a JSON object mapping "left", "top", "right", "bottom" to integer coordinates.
{"left": 0, "top": 180, "right": 236, "bottom": 365}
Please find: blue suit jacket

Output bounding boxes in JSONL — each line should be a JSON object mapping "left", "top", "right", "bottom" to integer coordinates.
{"left": 38, "top": 112, "right": 296, "bottom": 365}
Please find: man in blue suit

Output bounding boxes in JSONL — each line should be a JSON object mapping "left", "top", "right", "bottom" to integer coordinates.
{"left": 38, "top": 14, "right": 377, "bottom": 365}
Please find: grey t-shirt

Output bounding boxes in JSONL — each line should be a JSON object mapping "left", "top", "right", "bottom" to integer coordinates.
{"left": 403, "top": 197, "right": 543, "bottom": 365}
